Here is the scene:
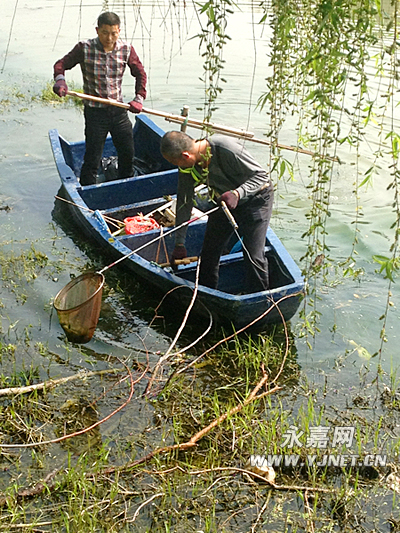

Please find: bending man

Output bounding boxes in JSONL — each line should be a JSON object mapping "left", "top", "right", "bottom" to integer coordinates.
{"left": 160, "top": 131, "right": 274, "bottom": 293}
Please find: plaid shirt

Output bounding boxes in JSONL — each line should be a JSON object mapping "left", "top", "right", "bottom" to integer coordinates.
{"left": 54, "top": 37, "right": 147, "bottom": 107}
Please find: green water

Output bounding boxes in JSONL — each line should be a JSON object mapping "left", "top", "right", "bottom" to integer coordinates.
{"left": 0, "top": 1, "right": 399, "bottom": 530}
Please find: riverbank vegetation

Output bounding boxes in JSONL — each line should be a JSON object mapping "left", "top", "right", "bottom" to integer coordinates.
{"left": 0, "top": 319, "right": 399, "bottom": 531}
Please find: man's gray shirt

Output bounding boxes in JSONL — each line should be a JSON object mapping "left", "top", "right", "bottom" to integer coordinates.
{"left": 174, "top": 135, "right": 271, "bottom": 244}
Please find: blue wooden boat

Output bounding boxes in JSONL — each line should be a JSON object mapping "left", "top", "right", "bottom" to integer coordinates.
{"left": 49, "top": 115, "right": 304, "bottom": 329}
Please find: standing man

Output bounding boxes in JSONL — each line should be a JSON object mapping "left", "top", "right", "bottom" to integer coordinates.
{"left": 53, "top": 11, "right": 147, "bottom": 185}
{"left": 160, "top": 131, "right": 274, "bottom": 293}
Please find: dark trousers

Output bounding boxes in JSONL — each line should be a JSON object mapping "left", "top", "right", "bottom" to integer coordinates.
{"left": 199, "top": 186, "right": 274, "bottom": 293}
{"left": 80, "top": 106, "right": 134, "bottom": 186}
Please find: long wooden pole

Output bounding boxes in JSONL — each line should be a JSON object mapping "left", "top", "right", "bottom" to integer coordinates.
{"left": 66, "top": 90, "right": 337, "bottom": 160}
{"left": 66, "top": 91, "right": 254, "bottom": 139}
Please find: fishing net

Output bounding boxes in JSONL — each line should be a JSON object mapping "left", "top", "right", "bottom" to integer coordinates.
{"left": 54, "top": 272, "right": 104, "bottom": 344}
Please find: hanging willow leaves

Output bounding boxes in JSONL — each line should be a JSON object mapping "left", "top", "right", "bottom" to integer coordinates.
{"left": 195, "top": 0, "right": 398, "bottom": 346}
{"left": 195, "top": 0, "right": 233, "bottom": 123}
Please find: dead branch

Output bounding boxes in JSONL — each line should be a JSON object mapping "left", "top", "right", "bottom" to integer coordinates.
{"left": 145, "top": 260, "right": 202, "bottom": 395}
{"left": 99, "top": 298, "right": 296, "bottom": 476}
{"left": 0, "top": 361, "right": 147, "bottom": 449}
{"left": 250, "top": 493, "right": 271, "bottom": 533}
{"left": 304, "top": 490, "right": 316, "bottom": 532}
{"left": 145, "top": 258, "right": 214, "bottom": 396}
{"left": 128, "top": 492, "right": 164, "bottom": 523}
{"left": 0, "top": 368, "right": 124, "bottom": 397}
{"left": 145, "top": 465, "right": 333, "bottom": 494}
{"left": 173, "top": 291, "right": 300, "bottom": 378}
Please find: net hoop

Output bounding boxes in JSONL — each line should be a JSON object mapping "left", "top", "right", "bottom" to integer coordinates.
{"left": 53, "top": 272, "right": 104, "bottom": 344}
{"left": 54, "top": 272, "right": 104, "bottom": 312}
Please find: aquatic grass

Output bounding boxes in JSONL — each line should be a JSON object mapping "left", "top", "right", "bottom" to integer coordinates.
{"left": 0, "top": 297, "right": 398, "bottom": 530}
{"left": 0, "top": 242, "right": 52, "bottom": 303}
{"left": 0, "top": 342, "right": 16, "bottom": 362}
{"left": 39, "top": 81, "right": 84, "bottom": 108}
{"left": 0, "top": 364, "right": 39, "bottom": 388}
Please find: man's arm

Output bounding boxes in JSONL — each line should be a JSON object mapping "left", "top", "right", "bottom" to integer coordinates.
{"left": 235, "top": 171, "right": 271, "bottom": 200}
{"left": 127, "top": 47, "right": 147, "bottom": 99}
{"left": 226, "top": 150, "right": 270, "bottom": 200}
{"left": 174, "top": 172, "right": 195, "bottom": 246}
{"left": 53, "top": 43, "right": 83, "bottom": 97}
{"left": 211, "top": 140, "right": 271, "bottom": 201}
{"left": 53, "top": 43, "right": 84, "bottom": 78}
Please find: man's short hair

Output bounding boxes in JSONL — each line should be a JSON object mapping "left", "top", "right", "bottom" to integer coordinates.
{"left": 160, "top": 131, "right": 194, "bottom": 159}
{"left": 98, "top": 12, "right": 120, "bottom": 27}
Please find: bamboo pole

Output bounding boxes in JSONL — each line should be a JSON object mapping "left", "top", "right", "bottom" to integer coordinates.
{"left": 66, "top": 91, "right": 338, "bottom": 161}
{"left": 66, "top": 91, "right": 254, "bottom": 139}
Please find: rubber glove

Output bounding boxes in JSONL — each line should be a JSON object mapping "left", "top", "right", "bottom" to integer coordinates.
{"left": 53, "top": 77, "right": 68, "bottom": 97}
{"left": 128, "top": 95, "right": 144, "bottom": 114}
{"left": 170, "top": 244, "right": 187, "bottom": 268}
{"left": 218, "top": 190, "right": 239, "bottom": 210}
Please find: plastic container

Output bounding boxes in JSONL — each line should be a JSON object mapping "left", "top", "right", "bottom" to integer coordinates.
{"left": 124, "top": 216, "right": 159, "bottom": 235}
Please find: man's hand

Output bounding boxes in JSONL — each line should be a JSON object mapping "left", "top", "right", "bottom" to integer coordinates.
{"left": 218, "top": 190, "right": 239, "bottom": 210}
{"left": 128, "top": 95, "right": 144, "bottom": 114}
{"left": 53, "top": 77, "right": 68, "bottom": 97}
{"left": 170, "top": 244, "right": 187, "bottom": 268}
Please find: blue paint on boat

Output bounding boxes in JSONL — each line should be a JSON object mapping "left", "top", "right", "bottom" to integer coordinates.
{"left": 49, "top": 114, "right": 305, "bottom": 329}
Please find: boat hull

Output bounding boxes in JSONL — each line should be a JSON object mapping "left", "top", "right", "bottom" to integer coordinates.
{"left": 49, "top": 115, "right": 305, "bottom": 330}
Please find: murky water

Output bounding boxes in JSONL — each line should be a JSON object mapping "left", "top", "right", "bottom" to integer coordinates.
{"left": 0, "top": 0, "right": 399, "bottom": 526}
